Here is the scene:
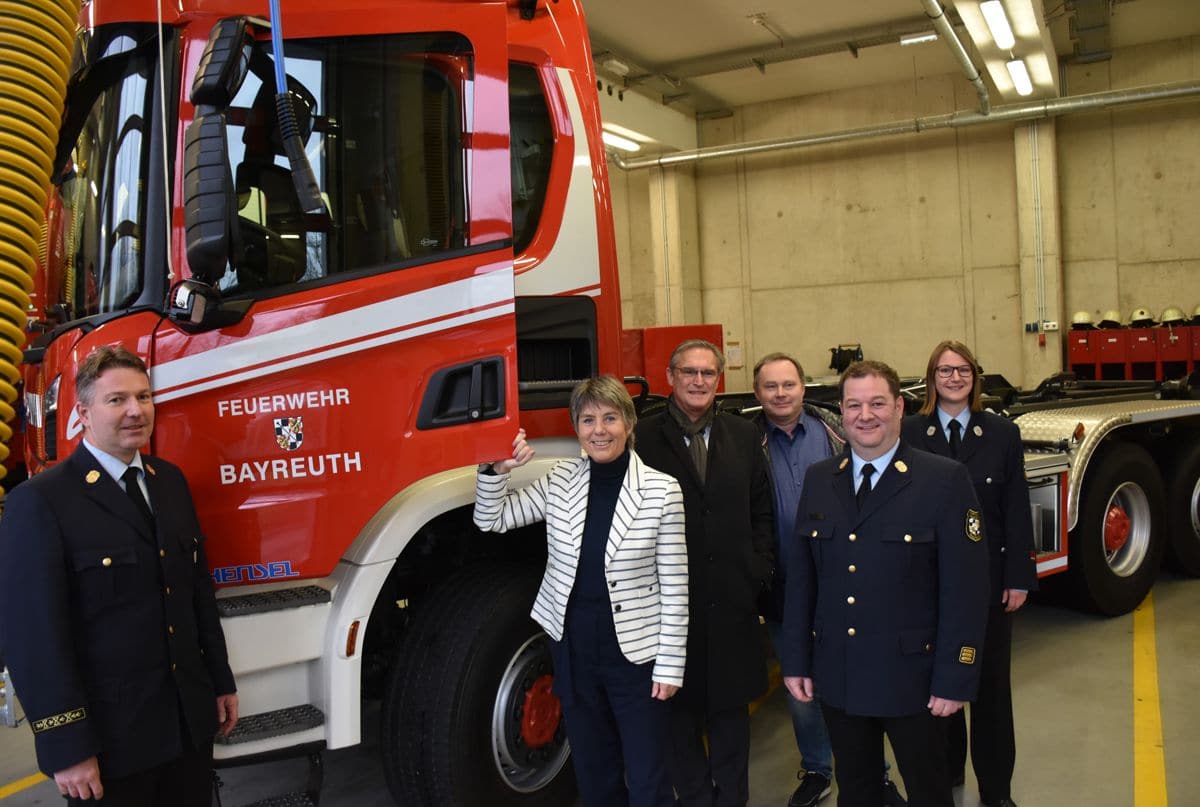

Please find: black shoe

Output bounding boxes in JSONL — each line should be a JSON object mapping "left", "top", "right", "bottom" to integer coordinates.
{"left": 788, "top": 771, "right": 832, "bottom": 807}
{"left": 882, "top": 776, "right": 907, "bottom": 807}
{"left": 981, "top": 800, "right": 1018, "bottom": 807}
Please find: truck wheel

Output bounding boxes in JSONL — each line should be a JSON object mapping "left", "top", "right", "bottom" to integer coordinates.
{"left": 380, "top": 564, "right": 575, "bottom": 807}
{"left": 1069, "top": 443, "right": 1166, "bottom": 615}
{"left": 1164, "top": 440, "right": 1200, "bottom": 576}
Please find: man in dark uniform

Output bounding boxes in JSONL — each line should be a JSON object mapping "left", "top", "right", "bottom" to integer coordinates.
{"left": 0, "top": 346, "right": 237, "bottom": 805}
{"left": 635, "top": 339, "right": 774, "bottom": 807}
{"left": 903, "top": 340, "right": 1037, "bottom": 807}
{"left": 782, "top": 360, "right": 989, "bottom": 807}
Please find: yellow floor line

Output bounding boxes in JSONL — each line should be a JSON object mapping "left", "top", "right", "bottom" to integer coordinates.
{"left": 1133, "top": 591, "right": 1168, "bottom": 807}
{"left": 0, "top": 772, "right": 46, "bottom": 799}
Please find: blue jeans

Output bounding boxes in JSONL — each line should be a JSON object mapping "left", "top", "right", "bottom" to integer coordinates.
{"left": 767, "top": 620, "right": 834, "bottom": 779}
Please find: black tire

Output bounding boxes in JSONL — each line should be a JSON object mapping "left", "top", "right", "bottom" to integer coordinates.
{"left": 1164, "top": 439, "right": 1200, "bottom": 576}
{"left": 380, "top": 564, "right": 575, "bottom": 807}
{"left": 1069, "top": 443, "right": 1166, "bottom": 615}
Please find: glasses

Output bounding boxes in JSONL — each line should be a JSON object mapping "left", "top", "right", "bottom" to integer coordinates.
{"left": 672, "top": 367, "right": 719, "bottom": 381}
{"left": 935, "top": 365, "right": 975, "bottom": 379}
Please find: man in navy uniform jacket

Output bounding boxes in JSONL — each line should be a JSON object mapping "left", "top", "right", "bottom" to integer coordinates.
{"left": 782, "top": 360, "right": 989, "bottom": 807}
{"left": 0, "top": 345, "right": 237, "bottom": 805}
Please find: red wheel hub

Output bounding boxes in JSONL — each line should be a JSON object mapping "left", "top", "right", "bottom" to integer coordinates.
{"left": 519, "top": 674, "right": 561, "bottom": 749}
{"left": 1104, "top": 504, "right": 1132, "bottom": 553}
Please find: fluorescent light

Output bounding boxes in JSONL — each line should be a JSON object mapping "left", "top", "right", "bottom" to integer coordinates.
{"left": 980, "top": 0, "right": 1015, "bottom": 50}
{"left": 899, "top": 32, "right": 939, "bottom": 46}
{"left": 602, "top": 130, "right": 641, "bottom": 152}
{"left": 1006, "top": 58, "right": 1033, "bottom": 96}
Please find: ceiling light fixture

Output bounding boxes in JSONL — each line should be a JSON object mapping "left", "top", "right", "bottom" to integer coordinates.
{"left": 601, "top": 130, "right": 641, "bottom": 152}
{"left": 980, "top": 0, "right": 1016, "bottom": 50}
{"left": 899, "top": 31, "right": 939, "bottom": 46}
{"left": 1006, "top": 58, "right": 1033, "bottom": 96}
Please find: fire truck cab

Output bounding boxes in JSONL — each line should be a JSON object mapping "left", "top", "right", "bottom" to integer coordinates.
{"left": 17, "top": 1, "right": 623, "bottom": 804}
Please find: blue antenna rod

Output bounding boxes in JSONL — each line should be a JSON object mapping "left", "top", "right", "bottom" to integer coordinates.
{"left": 268, "top": 0, "right": 287, "bottom": 92}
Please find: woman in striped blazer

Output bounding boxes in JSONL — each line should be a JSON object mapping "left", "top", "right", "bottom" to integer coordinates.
{"left": 475, "top": 375, "right": 688, "bottom": 807}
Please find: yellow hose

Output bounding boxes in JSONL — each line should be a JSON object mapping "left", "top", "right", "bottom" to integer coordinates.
{"left": 0, "top": 0, "right": 82, "bottom": 474}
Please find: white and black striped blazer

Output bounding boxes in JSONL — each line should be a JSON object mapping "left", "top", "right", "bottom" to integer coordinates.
{"left": 474, "top": 451, "right": 688, "bottom": 686}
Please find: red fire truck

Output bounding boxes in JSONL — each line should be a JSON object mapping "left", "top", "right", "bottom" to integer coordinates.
{"left": 8, "top": 0, "right": 634, "bottom": 803}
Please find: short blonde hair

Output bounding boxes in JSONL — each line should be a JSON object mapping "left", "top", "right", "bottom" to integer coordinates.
{"left": 569, "top": 375, "right": 637, "bottom": 448}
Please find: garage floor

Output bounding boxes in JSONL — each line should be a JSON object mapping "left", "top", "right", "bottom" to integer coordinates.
{"left": 2, "top": 573, "right": 1197, "bottom": 807}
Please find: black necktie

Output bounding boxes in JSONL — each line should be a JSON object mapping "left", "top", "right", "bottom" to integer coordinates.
{"left": 856, "top": 463, "right": 875, "bottom": 510}
{"left": 948, "top": 420, "right": 962, "bottom": 458}
{"left": 121, "top": 466, "right": 154, "bottom": 528}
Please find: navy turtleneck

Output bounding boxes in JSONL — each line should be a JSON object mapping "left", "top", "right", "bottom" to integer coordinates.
{"left": 573, "top": 450, "right": 630, "bottom": 604}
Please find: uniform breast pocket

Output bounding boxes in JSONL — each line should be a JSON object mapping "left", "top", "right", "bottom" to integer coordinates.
{"left": 71, "top": 547, "right": 140, "bottom": 613}
{"left": 972, "top": 468, "right": 1006, "bottom": 505}
{"left": 800, "top": 522, "right": 835, "bottom": 569}
{"left": 881, "top": 526, "right": 935, "bottom": 577}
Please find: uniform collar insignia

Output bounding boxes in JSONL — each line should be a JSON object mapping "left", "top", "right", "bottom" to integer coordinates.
{"left": 838, "top": 457, "right": 849, "bottom": 471}
{"left": 85, "top": 470, "right": 101, "bottom": 484}
{"left": 973, "top": 425, "right": 983, "bottom": 437}
{"left": 894, "top": 460, "right": 908, "bottom": 473}
{"left": 144, "top": 462, "right": 156, "bottom": 476}
{"left": 926, "top": 425, "right": 936, "bottom": 436}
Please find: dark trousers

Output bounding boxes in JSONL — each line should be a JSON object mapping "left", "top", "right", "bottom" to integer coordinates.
{"left": 946, "top": 604, "right": 1015, "bottom": 802}
{"left": 669, "top": 702, "right": 751, "bottom": 807}
{"left": 65, "top": 746, "right": 213, "bottom": 807}
{"left": 560, "top": 604, "right": 674, "bottom": 807}
{"left": 821, "top": 702, "right": 952, "bottom": 807}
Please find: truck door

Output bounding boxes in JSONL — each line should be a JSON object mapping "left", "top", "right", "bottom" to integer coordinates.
{"left": 151, "top": 7, "right": 516, "bottom": 583}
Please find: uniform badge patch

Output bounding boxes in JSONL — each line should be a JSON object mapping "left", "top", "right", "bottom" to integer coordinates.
{"left": 958, "top": 646, "right": 977, "bottom": 664}
{"left": 85, "top": 470, "right": 100, "bottom": 484}
{"left": 966, "top": 508, "right": 983, "bottom": 542}
{"left": 274, "top": 416, "right": 304, "bottom": 451}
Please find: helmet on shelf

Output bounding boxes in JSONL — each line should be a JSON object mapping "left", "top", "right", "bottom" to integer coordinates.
{"left": 1098, "top": 309, "right": 1123, "bottom": 328}
{"left": 1071, "top": 311, "right": 1095, "bottom": 329}
{"left": 1128, "top": 307, "right": 1155, "bottom": 327}
{"left": 1160, "top": 307, "right": 1187, "bottom": 326}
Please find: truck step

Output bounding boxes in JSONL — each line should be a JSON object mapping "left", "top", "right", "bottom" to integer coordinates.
{"left": 240, "top": 794, "right": 317, "bottom": 807}
{"left": 216, "top": 704, "right": 324, "bottom": 746}
{"left": 217, "top": 585, "right": 331, "bottom": 618}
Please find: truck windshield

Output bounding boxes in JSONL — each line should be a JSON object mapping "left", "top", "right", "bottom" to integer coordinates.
{"left": 217, "top": 33, "right": 471, "bottom": 294}
{"left": 50, "top": 25, "right": 159, "bottom": 319}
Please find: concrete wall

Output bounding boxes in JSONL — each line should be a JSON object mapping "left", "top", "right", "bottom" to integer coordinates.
{"left": 1059, "top": 37, "right": 1200, "bottom": 325}
{"left": 610, "top": 36, "right": 1200, "bottom": 391}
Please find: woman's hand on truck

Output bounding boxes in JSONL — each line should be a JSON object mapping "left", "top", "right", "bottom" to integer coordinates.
{"left": 493, "top": 428, "right": 534, "bottom": 474}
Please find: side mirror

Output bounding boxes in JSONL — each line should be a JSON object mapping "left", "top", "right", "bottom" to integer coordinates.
{"left": 167, "top": 280, "right": 250, "bottom": 333}
{"left": 192, "top": 17, "right": 252, "bottom": 107}
{"left": 183, "top": 109, "right": 233, "bottom": 283}
{"left": 183, "top": 17, "right": 254, "bottom": 285}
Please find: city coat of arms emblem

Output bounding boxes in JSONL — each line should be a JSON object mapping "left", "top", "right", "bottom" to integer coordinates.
{"left": 275, "top": 416, "right": 304, "bottom": 451}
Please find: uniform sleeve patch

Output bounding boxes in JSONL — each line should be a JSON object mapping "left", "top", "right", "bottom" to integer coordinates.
{"left": 958, "top": 646, "right": 977, "bottom": 665}
{"left": 31, "top": 707, "right": 87, "bottom": 733}
{"left": 966, "top": 508, "right": 983, "bottom": 543}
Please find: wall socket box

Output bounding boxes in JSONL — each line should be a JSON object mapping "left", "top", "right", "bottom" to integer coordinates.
{"left": 1043, "top": 321, "right": 1059, "bottom": 331}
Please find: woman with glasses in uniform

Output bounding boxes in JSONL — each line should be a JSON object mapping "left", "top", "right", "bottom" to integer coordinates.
{"left": 901, "top": 340, "right": 1037, "bottom": 807}
{"left": 474, "top": 375, "right": 688, "bottom": 807}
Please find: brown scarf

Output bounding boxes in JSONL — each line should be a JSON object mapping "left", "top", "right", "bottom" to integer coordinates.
{"left": 668, "top": 398, "right": 715, "bottom": 484}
